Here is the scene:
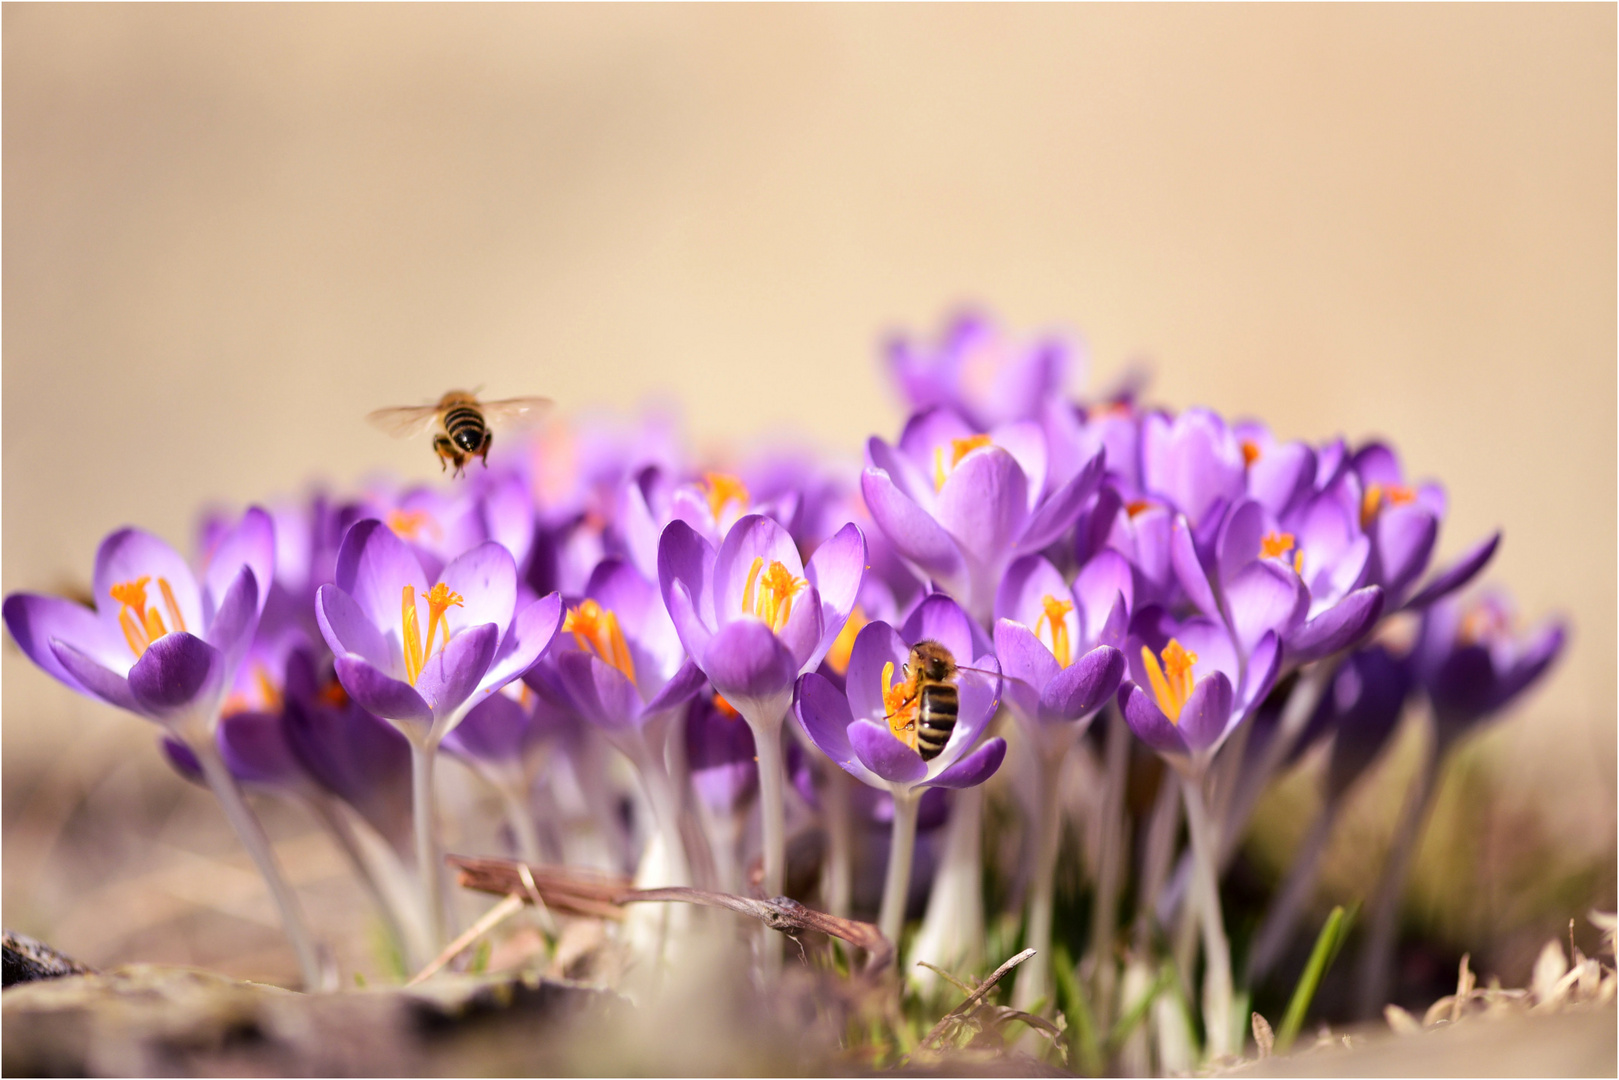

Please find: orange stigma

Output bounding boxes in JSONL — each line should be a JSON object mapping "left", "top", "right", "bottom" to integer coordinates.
{"left": 400, "top": 581, "right": 464, "bottom": 686}
{"left": 882, "top": 660, "right": 920, "bottom": 749}
{"left": 826, "top": 605, "right": 868, "bottom": 676}
{"left": 1261, "top": 531, "right": 1296, "bottom": 559}
{"left": 1241, "top": 440, "right": 1262, "bottom": 467}
{"left": 932, "top": 434, "right": 995, "bottom": 492}
{"left": 110, "top": 575, "right": 187, "bottom": 659}
{"left": 1360, "top": 482, "right": 1416, "bottom": 528}
{"left": 713, "top": 692, "right": 741, "bottom": 719}
{"left": 1141, "top": 639, "right": 1199, "bottom": 724}
{"left": 386, "top": 509, "right": 439, "bottom": 542}
{"left": 1035, "top": 594, "right": 1075, "bottom": 668}
{"left": 563, "top": 599, "right": 637, "bottom": 685}
{"left": 701, "top": 473, "right": 750, "bottom": 522}
{"left": 1126, "top": 499, "right": 1153, "bottom": 519}
{"left": 740, "top": 556, "right": 807, "bottom": 635}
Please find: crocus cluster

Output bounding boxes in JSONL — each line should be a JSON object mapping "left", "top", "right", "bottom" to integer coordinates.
{"left": 5, "top": 308, "right": 1563, "bottom": 1069}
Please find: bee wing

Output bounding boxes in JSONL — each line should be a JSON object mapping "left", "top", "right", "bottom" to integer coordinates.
{"left": 366, "top": 405, "right": 444, "bottom": 439}
{"left": 478, "top": 396, "right": 554, "bottom": 429}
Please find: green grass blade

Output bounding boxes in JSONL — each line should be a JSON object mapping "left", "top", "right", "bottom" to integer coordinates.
{"left": 1275, "top": 905, "right": 1353, "bottom": 1052}
{"left": 1053, "top": 945, "right": 1103, "bottom": 1076}
{"left": 1107, "top": 964, "right": 1171, "bottom": 1054}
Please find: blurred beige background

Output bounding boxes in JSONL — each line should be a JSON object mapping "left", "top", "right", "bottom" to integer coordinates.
{"left": 4, "top": 5, "right": 1613, "bottom": 973}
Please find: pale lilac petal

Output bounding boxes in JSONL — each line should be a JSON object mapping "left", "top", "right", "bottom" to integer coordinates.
{"left": 991, "top": 420, "right": 1049, "bottom": 505}
{"left": 845, "top": 621, "right": 910, "bottom": 725}
{"left": 1170, "top": 515, "right": 1220, "bottom": 621}
{"left": 995, "top": 554, "right": 1066, "bottom": 629}
{"left": 777, "top": 583, "right": 826, "bottom": 672}
{"left": 1172, "top": 617, "right": 1241, "bottom": 686}
{"left": 897, "top": 407, "right": 978, "bottom": 472}
{"left": 1373, "top": 504, "right": 1438, "bottom": 600}
{"left": 867, "top": 436, "right": 933, "bottom": 508}
{"left": 849, "top": 718, "right": 928, "bottom": 785}
{"left": 993, "top": 619, "right": 1056, "bottom": 719}
{"left": 1240, "top": 631, "right": 1283, "bottom": 715}
{"left": 439, "top": 543, "right": 517, "bottom": 639}
{"left": 1224, "top": 561, "right": 1309, "bottom": 656}
{"left": 1288, "top": 587, "right": 1384, "bottom": 664}
{"left": 860, "top": 467, "right": 965, "bottom": 582}
{"left": 416, "top": 622, "right": 500, "bottom": 720}
{"left": 50, "top": 640, "right": 142, "bottom": 713}
{"left": 316, "top": 584, "right": 398, "bottom": 675}
{"left": 1121, "top": 684, "right": 1190, "bottom": 758}
{"left": 127, "top": 632, "right": 224, "bottom": 720}
{"left": 1017, "top": 451, "right": 1104, "bottom": 554}
{"left": 203, "top": 568, "right": 261, "bottom": 681}
{"left": 334, "top": 654, "right": 433, "bottom": 729}
{"left": 1175, "top": 671, "right": 1234, "bottom": 754}
{"left": 1097, "top": 594, "right": 1130, "bottom": 650}
{"left": 5, "top": 593, "right": 129, "bottom": 691}
{"left": 644, "top": 659, "right": 706, "bottom": 715}
{"left": 923, "top": 737, "right": 1006, "bottom": 790}
{"left": 952, "top": 655, "right": 1002, "bottom": 749}
{"left": 1215, "top": 500, "right": 1266, "bottom": 583}
{"left": 1039, "top": 645, "right": 1125, "bottom": 724}
{"left": 1074, "top": 549, "right": 1134, "bottom": 643}
{"left": 203, "top": 507, "right": 275, "bottom": 622}
{"left": 619, "top": 472, "right": 664, "bottom": 583}
{"left": 481, "top": 475, "right": 536, "bottom": 570}
{"left": 714, "top": 515, "right": 803, "bottom": 628}
{"left": 934, "top": 447, "right": 1028, "bottom": 564}
{"left": 804, "top": 523, "right": 868, "bottom": 669}
{"left": 1403, "top": 531, "right": 1501, "bottom": 611}
{"left": 663, "top": 580, "right": 715, "bottom": 674}
{"left": 793, "top": 671, "right": 857, "bottom": 762}
{"left": 93, "top": 528, "right": 203, "bottom": 639}
{"left": 554, "top": 650, "right": 642, "bottom": 732}
{"left": 334, "top": 520, "right": 430, "bottom": 633}
{"left": 900, "top": 594, "right": 981, "bottom": 666}
{"left": 657, "top": 519, "right": 717, "bottom": 632}
{"left": 1248, "top": 441, "right": 1315, "bottom": 518}
{"left": 701, "top": 618, "right": 798, "bottom": 701}
{"left": 1352, "top": 442, "right": 1403, "bottom": 488}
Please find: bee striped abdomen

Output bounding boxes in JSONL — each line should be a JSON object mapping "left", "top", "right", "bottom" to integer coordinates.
{"left": 916, "top": 683, "right": 958, "bottom": 761}
{"left": 443, "top": 405, "right": 487, "bottom": 452}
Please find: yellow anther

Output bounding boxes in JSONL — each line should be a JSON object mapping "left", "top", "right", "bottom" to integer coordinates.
{"left": 1141, "top": 638, "right": 1199, "bottom": 724}
{"left": 882, "top": 660, "right": 919, "bottom": 747}
{"left": 109, "top": 575, "right": 186, "bottom": 659}
{"left": 387, "top": 509, "right": 439, "bottom": 542}
{"left": 401, "top": 585, "right": 425, "bottom": 685}
{"left": 1035, "top": 594, "right": 1075, "bottom": 668}
{"left": 740, "top": 556, "right": 806, "bottom": 635}
{"left": 1261, "top": 532, "right": 1296, "bottom": 559}
{"left": 563, "top": 598, "right": 637, "bottom": 685}
{"left": 702, "top": 473, "right": 750, "bottom": 522}
{"left": 932, "top": 434, "right": 996, "bottom": 492}
{"left": 826, "top": 605, "right": 868, "bottom": 677}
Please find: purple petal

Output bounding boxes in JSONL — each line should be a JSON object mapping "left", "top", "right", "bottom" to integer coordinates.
{"left": 50, "top": 640, "right": 142, "bottom": 713}
{"left": 1288, "top": 587, "right": 1384, "bottom": 664}
{"left": 849, "top": 718, "right": 928, "bottom": 785}
{"left": 5, "top": 593, "right": 129, "bottom": 692}
{"left": 1175, "top": 671, "right": 1235, "bottom": 754}
{"left": 844, "top": 621, "right": 910, "bottom": 725}
{"left": 203, "top": 567, "right": 260, "bottom": 679}
{"left": 1373, "top": 504, "right": 1438, "bottom": 601}
{"left": 1403, "top": 531, "right": 1501, "bottom": 611}
{"left": 992, "top": 420, "right": 1049, "bottom": 505}
{"left": 1248, "top": 441, "right": 1315, "bottom": 518}
{"left": 553, "top": 650, "right": 643, "bottom": 732}
{"left": 93, "top": 528, "right": 203, "bottom": 638}
{"left": 995, "top": 554, "right": 1068, "bottom": 630}
{"left": 1121, "top": 683, "right": 1190, "bottom": 758}
{"left": 793, "top": 671, "right": 857, "bottom": 762}
{"left": 333, "top": 654, "right": 432, "bottom": 730}
{"left": 804, "top": 523, "right": 867, "bottom": 670}
{"left": 860, "top": 467, "right": 965, "bottom": 582}
{"left": 658, "top": 519, "right": 717, "bottom": 635}
{"left": 415, "top": 622, "right": 500, "bottom": 720}
{"left": 1241, "top": 631, "right": 1283, "bottom": 715}
{"left": 714, "top": 514, "right": 804, "bottom": 628}
{"left": 204, "top": 507, "right": 275, "bottom": 622}
{"left": 934, "top": 446, "right": 1028, "bottom": 564}
{"left": 218, "top": 710, "right": 304, "bottom": 787}
{"left": 1215, "top": 500, "right": 1266, "bottom": 583}
{"left": 644, "top": 658, "right": 707, "bottom": 715}
{"left": 1016, "top": 451, "right": 1104, "bottom": 554}
{"left": 439, "top": 543, "right": 517, "bottom": 639}
{"left": 867, "top": 435, "right": 933, "bottom": 507}
{"left": 664, "top": 580, "right": 715, "bottom": 674}
{"left": 334, "top": 519, "right": 430, "bottom": 633}
{"left": 993, "top": 619, "right": 1056, "bottom": 719}
{"left": 480, "top": 592, "right": 564, "bottom": 693}
{"left": 900, "top": 593, "right": 984, "bottom": 665}
{"left": 701, "top": 618, "right": 798, "bottom": 701}
{"left": 1039, "top": 645, "right": 1125, "bottom": 724}
{"left": 316, "top": 584, "right": 397, "bottom": 675}
{"left": 952, "top": 654, "right": 1002, "bottom": 751}
{"left": 127, "top": 632, "right": 224, "bottom": 721}
{"left": 481, "top": 475, "right": 536, "bottom": 570}
{"left": 1074, "top": 549, "right": 1134, "bottom": 643}
{"left": 923, "top": 737, "right": 1006, "bottom": 790}
{"left": 443, "top": 691, "right": 531, "bottom": 762}
{"left": 1170, "top": 515, "right": 1220, "bottom": 621}
{"left": 1352, "top": 442, "right": 1404, "bottom": 488}
{"left": 1224, "top": 561, "right": 1309, "bottom": 656}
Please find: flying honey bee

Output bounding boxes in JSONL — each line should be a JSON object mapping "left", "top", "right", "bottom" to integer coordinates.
{"left": 367, "top": 391, "right": 552, "bottom": 476}
{"left": 884, "top": 640, "right": 1001, "bottom": 761}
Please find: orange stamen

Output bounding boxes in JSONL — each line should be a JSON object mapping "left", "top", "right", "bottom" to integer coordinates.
{"left": 1141, "top": 638, "right": 1199, "bottom": 724}
{"left": 387, "top": 509, "right": 439, "bottom": 542}
{"left": 421, "top": 582, "right": 465, "bottom": 661}
{"left": 1035, "top": 594, "right": 1075, "bottom": 668}
{"left": 563, "top": 599, "right": 638, "bottom": 685}
{"left": 826, "top": 605, "right": 868, "bottom": 677}
{"left": 739, "top": 556, "right": 807, "bottom": 635}
{"left": 1360, "top": 483, "right": 1412, "bottom": 528}
{"left": 1241, "top": 440, "right": 1262, "bottom": 467}
{"left": 713, "top": 693, "right": 741, "bottom": 719}
{"left": 1261, "top": 532, "right": 1296, "bottom": 559}
{"left": 932, "top": 434, "right": 995, "bottom": 492}
{"left": 109, "top": 575, "right": 186, "bottom": 659}
{"left": 1126, "top": 499, "right": 1153, "bottom": 519}
{"left": 401, "top": 585, "right": 425, "bottom": 685}
{"left": 882, "top": 660, "right": 919, "bottom": 749}
{"left": 702, "top": 473, "right": 750, "bottom": 522}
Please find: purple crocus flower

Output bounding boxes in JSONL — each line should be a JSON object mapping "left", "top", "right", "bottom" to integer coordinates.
{"left": 1119, "top": 608, "right": 1280, "bottom": 774}
{"left": 1411, "top": 589, "right": 1566, "bottom": 744}
{"left": 862, "top": 406, "right": 1104, "bottom": 623}
{"left": 794, "top": 594, "right": 1006, "bottom": 943}
{"left": 887, "top": 309, "right": 1076, "bottom": 431}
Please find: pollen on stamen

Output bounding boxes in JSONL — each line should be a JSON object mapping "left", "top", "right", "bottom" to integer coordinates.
{"left": 702, "top": 473, "right": 750, "bottom": 522}
{"left": 1261, "top": 532, "right": 1296, "bottom": 559}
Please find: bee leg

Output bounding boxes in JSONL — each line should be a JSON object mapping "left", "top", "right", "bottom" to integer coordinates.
{"left": 479, "top": 431, "right": 493, "bottom": 469}
{"left": 433, "top": 435, "right": 455, "bottom": 473}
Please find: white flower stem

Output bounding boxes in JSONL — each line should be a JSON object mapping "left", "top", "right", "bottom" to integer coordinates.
{"left": 1180, "top": 770, "right": 1234, "bottom": 1059}
{"left": 1354, "top": 718, "right": 1445, "bottom": 1018}
{"left": 877, "top": 787, "right": 921, "bottom": 946}
{"left": 1014, "top": 744, "right": 1067, "bottom": 1012}
{"left": 822, "top": 765, "right": 854, "bottom": 919}
{"left": 411, "top": 739, "right": 448, "bottom": 951}
{"left": 309, "top": 793, "right": 420, "bottom": 972}
{"left": 736, "top": 703, "right": 788, "bottom": 976}
{"left": 195, "top": 745, "right": 326, "bottom": 990}
{"left": 1089, "top": 706, "right": 1132, "bottom": 1029}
